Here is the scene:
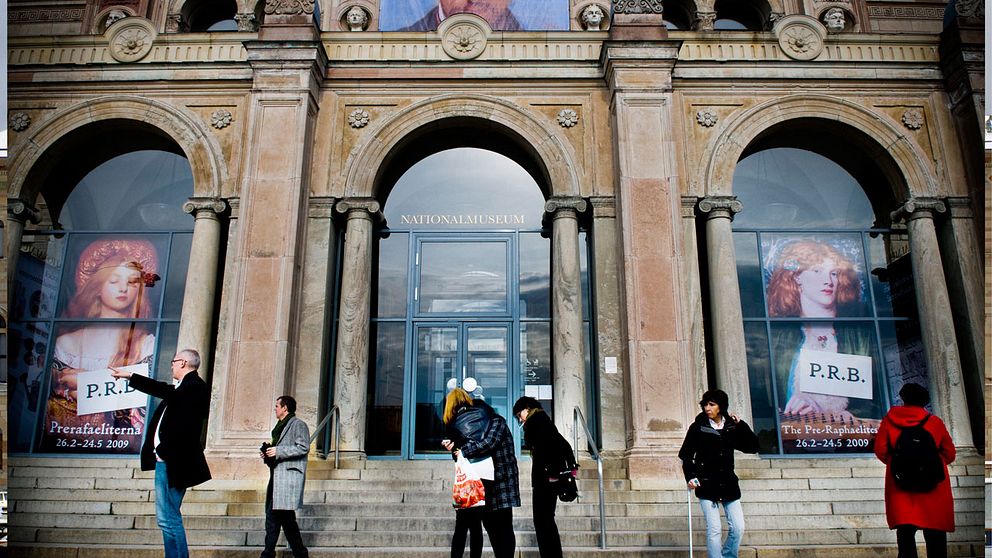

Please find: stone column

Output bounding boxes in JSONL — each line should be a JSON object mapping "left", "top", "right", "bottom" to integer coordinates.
{"left": 697, "top": 196, "right": 753, "bottom": 424}
{"left": 177, "top": 198, "right": 227, "bottom": 376}
{"left": 332, "top": 198, "right": 381, "bottom": 458}
{"left": 681, "top": 197, "right": 708, "bottom": 409}
{"left": 545, "top": 196, "right": 588, "bottom": 451}
{"left": 588, "top": 197, "right": 627, "bottom": 454}
{"left": 891, "top": 198, "right": 973, "bottom": 447}
{"left": 6, "top": 200, "right": 41, "bottom": 290}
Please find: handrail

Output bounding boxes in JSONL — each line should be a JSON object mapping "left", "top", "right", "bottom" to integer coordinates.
{"left": 573, "top": 407, "right": 607, "bottom": 550}
{"left": 310, "top": 405, "right": 341, "bottom": 469}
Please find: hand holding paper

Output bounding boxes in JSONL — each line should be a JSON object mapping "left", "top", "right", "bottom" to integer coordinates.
{"left": 76, "top": 363, "right": 150, "bottom": 416}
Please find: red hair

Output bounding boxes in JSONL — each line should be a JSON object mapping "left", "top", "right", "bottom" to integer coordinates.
{"left": 766, "top": 240, "right": 860, "bottom": 317}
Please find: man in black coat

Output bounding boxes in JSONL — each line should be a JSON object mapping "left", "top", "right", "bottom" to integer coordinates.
{"left": 513, "top": 397, "right": 576, "bottom": 558}
{"left": 112, "top": 348, "right": 211, "bottom": 558}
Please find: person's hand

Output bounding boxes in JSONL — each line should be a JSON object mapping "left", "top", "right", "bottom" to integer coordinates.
{"left": 54, "top": 367, "right": 81, "bottom": 400}
{"left": 441, "top": 439, "right": 454, "bottom": 451}
{"left": 687, "top": 478, "right": 700, "bottom": 489}
{"left": 264, "top": 447, "right": 277, "bottom": 458}
{"left": 729, "top": 414, "right": 740, "bottom": 424}
{"left": 453, "top": 449, "right": 462, "bottom": 459}
{"left": 784, "top": 394, "right": 822, "bottom": 415}
{"left": 109, "top": 367, "right": 132, "bottom": 380}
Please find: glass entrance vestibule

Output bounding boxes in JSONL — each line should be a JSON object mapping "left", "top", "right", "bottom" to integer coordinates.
{"left": 361, "top": 147, "right": 594, "bottom": 458}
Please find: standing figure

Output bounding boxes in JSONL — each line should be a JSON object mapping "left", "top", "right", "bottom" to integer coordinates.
{"left": 259, "top": 395, "right": 311, "bottom": 558}
{"left": 112, "top": 349, "right": 211, "bottom": 558}
{"left": 42, "top": 238, "right": 160, "bottom": 453}
{"left": 678, "top": 389, "right": 759, "bottom": 558}
{"left": 442, "top": 387, "right": 492, "bottom": 558}
{"left": 512, "top": 396, "right": 576, "bottom": 558}
{"left": 874, "top": 383, "right": 955, "bottom": 558}
{"left": 443, "top": 398, "right": 519, "bottom": 558}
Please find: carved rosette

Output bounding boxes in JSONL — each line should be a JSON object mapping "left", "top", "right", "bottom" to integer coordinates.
{"left": 612, "top": 0, "right": 664, "bottom": 14}
{"left": 695, "top": 110, "right": 718, "bottom": 127}
{"left": 442, "top": 22, "right": 487, "bottom": 61}
{"left": 348, "top": 109, "right": 371, "bottom": 129}
{"left": 890, "top": 197, "right": 946, "bottom": 223}
{"left": 773, "top": 15, "right": 827, "bottom": 61}
{"left": 211, "top": 110, "right": 234, "bottom": 129}
{"left": 9, "top": 112, "right": 31, "bottom": 132}
{"left": 106, "top": 17, "right": 157, "bottom": 63}
{"left": 557, "top": 109, "right": 579, "bottom": 128}
{"left": 264, "top": 0, "right": 316, "bottom": 15}
{"left": 901, "top": 109, "right": 924, "bottom": 130}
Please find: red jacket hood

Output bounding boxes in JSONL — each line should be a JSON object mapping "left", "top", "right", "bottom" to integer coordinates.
{"left": 885, "top": 405, "right": 931, "bottom": 428}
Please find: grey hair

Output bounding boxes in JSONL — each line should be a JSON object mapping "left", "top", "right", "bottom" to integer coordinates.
{"left": 178, "top": 348, "right": 201, "bottom": 370}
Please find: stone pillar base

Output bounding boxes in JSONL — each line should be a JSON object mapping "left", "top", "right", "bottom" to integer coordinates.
{"left": 625, "top": 447, "right": 683, "bottom": 482}
{"left": 609, "top": 13, "right": 668, "bottom": 40}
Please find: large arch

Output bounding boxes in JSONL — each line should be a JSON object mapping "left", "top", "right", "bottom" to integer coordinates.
{"left": 8, "top": 95, "right": 229, "bottom": 204}
{"left": 341, "top": 94, "right": 583, "bottom": 199}
{"left": 702, "top": 95, "right": 938, "bottom": 201}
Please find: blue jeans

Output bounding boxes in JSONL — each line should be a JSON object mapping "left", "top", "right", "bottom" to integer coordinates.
{"left": 698, "top": 498, "right": 744, "bottom": 558}
{"left": 154, "top": 461, "right": 189, "bottom": 558}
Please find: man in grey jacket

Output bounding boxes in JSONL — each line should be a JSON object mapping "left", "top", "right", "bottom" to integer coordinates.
{"left": 260, "top": 396, "right": 310, "bottom": 558}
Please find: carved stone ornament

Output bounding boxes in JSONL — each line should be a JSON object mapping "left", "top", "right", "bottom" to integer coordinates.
{"left": 165, "top": 13, "right": 184, "bottom": 33}
{"left": 439, "top": 15, "right": 489, "bottom": 61}
{"left": 693, "top": 11, "right": 716, "bottom": 31}
{"left": 890, "top": 197, "right": 946, "bottom": 223}
{"left": 695, "top": 110, "right": 718, "bottom": 127}
{"left": 264, "top": 0, "right": 316, "bottom": 15}
{"left": 697, "top": 196, "right": 743, "bottom": 216}
{"left": 773, "top": 15, "right": 827, "bottom": 61}
{"left": 182, "top": 198, "right": 228, "bottom": 216}
{"left": 348, "top": 108, "right": 371, "bottom": 128}
{"left": 106, "top": 17, "right": 157, "bottom": 63}
{"left": 901, "top": 109, "right": 924, "bottom": 130}
{"left": 955, "top": 0, "right": 983, "bottom": 18}
{"left": 557, "top": 109, "right": 579, "bottom": 128}
{"left": 345, "top": 5, "right": 370, "bottom": 31}
{"left": 211, "top": 109, "right": 234, "bottom": 129}
{"left": 9, "top": 112, "right": 31, "bottom": 132}
{"left": 580, "top": 4, "right": 606, "bottom": 30}
{"left": 544, "top": 196, "right": 588, "bottom": 216}
{"left": 612, "top": 0, "right": 664, "bottom": 15}
{"left": 235, "top": 13, "right": 258, "bottom": 31}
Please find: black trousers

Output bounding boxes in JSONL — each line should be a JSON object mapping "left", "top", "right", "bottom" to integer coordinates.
{"left": 481, "top": 507, "right": 516, "bottom": 558}
{"left": 451, "top": 507, "right": 484, "bottom": 558}
{"left": 261, "top": 477, "right": 308, "bottom": 558}
{"left": 896, "top": 525, "right": 946, "bottom": 558}
{"left": 532, "top": 484, "right": 563, "bottom": 558}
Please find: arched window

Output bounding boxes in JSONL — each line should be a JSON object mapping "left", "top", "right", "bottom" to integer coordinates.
{"left": 714, "top": 0, "right": 769, "bottom": 30}
{"left": 663, "top": 0, "right": 694, "bottom": 29}
{"left": 9, "top": 138, "right": 194, "bottom": 455}
{"left": 183, "top": 0, "right": 239, "bottom": 31}
{"left": 732, "top": 132, "right": 926, "bottom": 457}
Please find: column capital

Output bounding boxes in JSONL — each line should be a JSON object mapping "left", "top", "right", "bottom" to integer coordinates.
{"left": 183, "top": 197, "right": 228, "bottom": 217}
{"left": 890, "top": 197, "right": 947, "bottom": 223}
{"left": 7, "top": 199, "right": 41, "bottom": 224}
{"left": 681, "top": 196, "right": 700, "bottom": 218}
{"left": 335, "top": 197, "right": 383, "bottom": 222}
{"left": 697, "top": 196, "right": 743, "bottom": 219}
{"left": 544, "top": 196, "right": 588, "bottom": 219}
{"left": 587, "top": 196, "right": 616, "bottom": 218}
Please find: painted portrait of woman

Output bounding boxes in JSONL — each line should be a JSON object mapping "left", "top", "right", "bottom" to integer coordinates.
{"left": 40, "top": 238, "right": 160, "bottom": 453}
{"left": 764, "top": 238, "right": 879, "bottom": 423}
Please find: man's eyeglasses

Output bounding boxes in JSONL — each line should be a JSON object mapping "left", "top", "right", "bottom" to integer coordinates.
{"left": 171, "top": 359, "right": 186, "bottom": 364}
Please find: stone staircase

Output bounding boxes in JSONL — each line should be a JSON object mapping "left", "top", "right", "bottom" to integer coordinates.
{"left": 7, "top": 454, "right": 985, "bottom": 557}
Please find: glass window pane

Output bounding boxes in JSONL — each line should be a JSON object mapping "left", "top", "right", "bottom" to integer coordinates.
{"left": 866, "top": 233, "right": 916, "bottom": 318}
{"left": 384, "top": 148, "right": 545, "bottom": 230}
{"left": 466, "top": 326, "right": 509, "bottom": 418}
{"left": 376, "top": 233, "right": 409, "bottom": 318}
{"left": 770, "top": 321, "right": 884, "bottom": 454}
{"left": 162, "top": 234, "right": 192, "bottom": 320}
{"left": 11, "top": 234, "right": 66, "bottom": 322}
{"left": 38, "top": 321, "right": 156, "bottom": 455}
{"left": 735, "top": 232, "right": 764, "bottom": 318}
{"left": 153, "top": 322, "right": 180, "bottom": 383}
{"left": 519, "top": 233, "right": 550, "bottom": 319}
{"left": 744, "top": 322, "right": 778, "bottom": 454}
{"left": 8, "top": 320, "right": 52, "bottom": 452}
{"left": 733, "top": 148, "right": 874, "bottom": 229}
{"left": 60, "top": 151, "right": 194, "bottom": 231}
{"left": 520, "top": 322, "right": 552, "bottom": 421}
{"left": 419, "top": 241, "right": 507, "bottom": 314}
{"left": 413, "top": 326, "right": 458, "bottom": 454}
{"left": 367, "top": 322, "right": 406, "bottom": 456}
{"left": 580, "top": 231, "right": 590, "bottom": 320}
{"left": 879, "top": 320, "right": 930, "bottom": 408}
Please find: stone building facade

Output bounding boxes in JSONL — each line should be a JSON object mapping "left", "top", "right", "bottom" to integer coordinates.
{"left": 5, "top": 0, "right": 987, "bottom": 548}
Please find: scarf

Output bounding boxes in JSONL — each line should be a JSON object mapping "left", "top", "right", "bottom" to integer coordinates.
{"left": 271, "top": 413, "right": 295, "bottom": 445}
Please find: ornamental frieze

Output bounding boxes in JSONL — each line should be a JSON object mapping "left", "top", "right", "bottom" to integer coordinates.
{"left": 10, "top": 7, "right": 84, "bottom": 23}
{"left": 612, "top": 0, "right": 664, "bottom": 14}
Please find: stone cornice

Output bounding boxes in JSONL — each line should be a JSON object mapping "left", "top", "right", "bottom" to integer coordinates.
{"left": 588, "top": 196, "right": 616, "bottom": 218}
{"left": 890, "top": 197, "right": 947, "bottom": 223}
{"left": 943, "top": 196, "right": 974, "bottom": 219}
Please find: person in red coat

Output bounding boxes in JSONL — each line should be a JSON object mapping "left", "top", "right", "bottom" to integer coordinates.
{"left": 874, "top": 382, "right": 955, "bottom": 558}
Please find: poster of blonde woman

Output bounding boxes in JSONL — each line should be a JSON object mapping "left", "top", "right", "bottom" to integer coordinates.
{"left": 762, "top": 235, "right": 884, "bottom": 454}
{"left": 39, "top": 237, "right": 164, "bottom": 454}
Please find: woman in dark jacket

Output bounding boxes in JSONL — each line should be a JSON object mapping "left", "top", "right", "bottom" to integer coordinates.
{"left": 513, "top": 396, "right": 576, "bottom": 558}
{"left": 442, "top": 388, "right": 492, "bottom": 558}
{"left": 678, "top": 389, "right": 759, "bottom": 558}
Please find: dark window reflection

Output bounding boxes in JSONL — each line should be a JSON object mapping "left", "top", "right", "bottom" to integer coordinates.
{"left": 376, "top": 233, "right": 410, "bottom": 318}
{"left": 744, "top": 322, "right": 777, "bottom": 453}
{"left": 519, "top": 233, "right": 550, "bottom": 318}
{"left": 734, "top": 232, "right": 764, "bottom": 318}
{"left": 367, "top": 322, "right": 406, "bottom": 456}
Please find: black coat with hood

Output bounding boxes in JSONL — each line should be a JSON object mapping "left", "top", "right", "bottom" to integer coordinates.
{"left": 521, "top": 409, "right": 576, "bottom": 488}
{"left": 678, "top": 412, "right": 758, "bottom": 502}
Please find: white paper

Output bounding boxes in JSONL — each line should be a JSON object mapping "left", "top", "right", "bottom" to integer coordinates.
{"left": 538, "top": 384, "right": 553, "bottom": 400}
{"left": 76, "top": 364, "right": 150, "bottom": 416}
{"left": 797, "top": 349, "right": 872, "bottom": 400}
{"left": 525, "top": 385, "right": 540, "bottom": 398}
{"left": 470, "top": 456, "right": 495, "bottom": 480}
{"left": 604, "top": 357, "right": 617, "bottom": 374}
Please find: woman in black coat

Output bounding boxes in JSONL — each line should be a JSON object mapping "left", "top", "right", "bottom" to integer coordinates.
{"left": 678, "top": 389, "right": 758, "bottom": 558}
{"left": 513, "top": 396, "right": 576, "bottom": 558}
{"left": 442, "top": 388, "right": 492, "bottom": 558}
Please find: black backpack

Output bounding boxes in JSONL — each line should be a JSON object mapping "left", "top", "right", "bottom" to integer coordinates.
{"left": 890, "top": 414, "right": 945, "bottom": 493}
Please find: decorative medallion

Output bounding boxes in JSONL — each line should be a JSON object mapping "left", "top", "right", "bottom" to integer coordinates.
{"left": 612, "top": 0, "right": 664, "bottom": 14}
{"left": 211, "top": 110, "right": 234, "bottom": 129}
{"left": 773, "top": 15, "right": 827, "bottom": 61}
{"left": 348, "top": 108, "right": 371, "bottom": 128}
{"left": 901, "top": 109, "right": 924, "bottom": 130}
{"left": 695, "top": 110, "right": 718, "bottom": 127}
{"left": 557, "top": 109, "right": 579, "bottom": 128}
{"left": 106, "top": 17, "right": 157, "bottom": 63}
{"left": 9, "top": 112, "right": 31, "bottom": 132}
{"left": 264, "top": 0, "right": 316, "bottom": 15}
{"left": 442, "top": 23, "right": 487, "bottom": 60}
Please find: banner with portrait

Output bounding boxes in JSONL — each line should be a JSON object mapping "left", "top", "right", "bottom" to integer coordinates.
{"left": 379, "top": 0, "right": 569, "bottom": 31}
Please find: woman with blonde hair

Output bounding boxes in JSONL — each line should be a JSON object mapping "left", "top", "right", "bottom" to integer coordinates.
{"left": 442, "top": 387, "right": 492, "bottom": 558}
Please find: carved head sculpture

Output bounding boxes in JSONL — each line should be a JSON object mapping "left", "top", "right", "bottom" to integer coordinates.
{"left": 346, "top": 5, "right": 369, "bottom": 31}
{"left": 823, "top": 7, "right": 846, "bottom": 32}
{"left": 581, "top": 4, "right": 605, "bottom": 30}
{"left": 105, "top": 9, "right": 128, "bottom": 29}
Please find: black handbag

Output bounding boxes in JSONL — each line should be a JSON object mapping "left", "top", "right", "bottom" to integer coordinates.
{"left": 551, "top": 467, "right": 579, "bottom": 502}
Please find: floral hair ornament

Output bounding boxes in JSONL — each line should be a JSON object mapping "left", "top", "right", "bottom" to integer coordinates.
{"left": 76, "top": 239, "right": 159, "bottom": 289}
{"left": 782, "top": 258, "right": 800, "bottom": 271}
